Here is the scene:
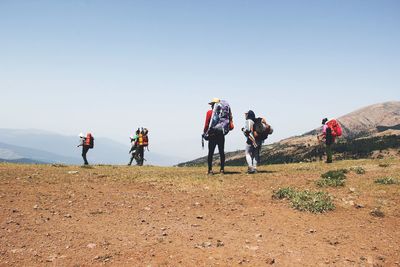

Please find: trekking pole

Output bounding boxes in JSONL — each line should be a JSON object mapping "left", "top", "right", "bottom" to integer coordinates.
{"left": 201, "top": 135, "right": 204, "bottom": 149}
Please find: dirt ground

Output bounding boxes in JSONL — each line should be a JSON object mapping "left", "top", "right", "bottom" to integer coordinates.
{"left": 0, "top": 159, "right": 399, "bottom": 266}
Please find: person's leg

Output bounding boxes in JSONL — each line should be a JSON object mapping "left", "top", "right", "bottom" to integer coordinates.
{"left": 208, "top": 137, "right": 217, "bottom": 173}
{"left": 82, "top": 147, "right": 89, "bottom": 165}
{"left": 139, "top": 146, "right": 144, "bottom": 166}
{"left": 326, "top": 144, "right": 333, "bottom": 163}
{"left": 128, "top": 153, "right": 134, "bottom": 166}
{"left": 245, "top": 144, "right": 253, "bottom": 171}
{"left": 217, "top": 134, "right": 225, "bottom": 172}
{"left": 253, "top": 143, "right": 261, "bottom": 170}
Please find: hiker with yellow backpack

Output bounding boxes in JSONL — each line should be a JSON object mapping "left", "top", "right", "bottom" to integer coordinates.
{"left": 128, "top": 128, "right": 149, "bottom": 166}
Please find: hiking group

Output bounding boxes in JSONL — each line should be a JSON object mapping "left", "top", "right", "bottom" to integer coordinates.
{"left": 76, "top": 98, "right": 341, "bottom": 168}
{"left": 202, "top": 98, "right": 273, "bottom": 174}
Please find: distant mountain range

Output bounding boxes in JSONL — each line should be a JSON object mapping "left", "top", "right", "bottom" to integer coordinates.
{"left": 0, "top": 129, "right": 175, "bottom": 166}
{"left": 178, "top": 101, "right": 400, "bottom": 166}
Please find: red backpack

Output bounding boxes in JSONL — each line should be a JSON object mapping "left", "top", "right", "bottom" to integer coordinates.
{"left": 326, "top": 119, "right": 342, "bottom": 137}
{"left": 85, "top": 133, "right": 94, "bottom": 149}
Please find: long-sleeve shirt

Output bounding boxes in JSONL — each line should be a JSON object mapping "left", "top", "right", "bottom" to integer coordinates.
{"left": 203, "top": 110, "right": 213, "bottom": 133}
{"left": 78, "top": 137, "right": 86, "bottom": 147}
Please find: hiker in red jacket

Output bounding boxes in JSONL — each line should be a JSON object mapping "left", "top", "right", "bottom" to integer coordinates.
{"left": 203, "top": 98, "right": 226, "bottom": 175}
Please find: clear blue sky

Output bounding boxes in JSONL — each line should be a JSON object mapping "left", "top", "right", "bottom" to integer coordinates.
{"left": 0, "top": 0, "right": 399, "bottom": 162}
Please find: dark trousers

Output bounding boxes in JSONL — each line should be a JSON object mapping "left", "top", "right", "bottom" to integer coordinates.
{"left": 137, "top": 146, "right": 144, "bottom": 166}
{"left": 208, "top": 133, "right": 225, "bottom": 171}
{"left": 326, "top": 144, "right": 333, "bottom": 163}
{"left": 82, "top": 146, "right": 89, "bottom": 165}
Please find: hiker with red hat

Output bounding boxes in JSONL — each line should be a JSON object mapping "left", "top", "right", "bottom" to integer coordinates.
{"left": 202, "top": 98, "right": 234, "bottom": 175}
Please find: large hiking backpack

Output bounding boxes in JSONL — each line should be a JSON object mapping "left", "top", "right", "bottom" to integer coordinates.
{"left": 326, "top": 119, "right": 342, "bottom": 137}
{"left": 209, "top": 100, "right": 232, "bottom": 135}
{"left": 85, "top": 133, "right": 94, "bottom": 149}
{"left": 138, "top": 129, "right": 149, "bottom": 147}
{"left": 254, "top": 118, "right": 273, "bottom": 141}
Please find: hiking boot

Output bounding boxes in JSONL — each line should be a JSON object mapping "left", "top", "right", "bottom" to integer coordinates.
{"left": 247, "top": 167, "right": 256, "bottom": 174}
{"left": 207, "top": 170, "right": 214, "bottom": 175}
{"left": 220, "top": 170, "right": 225, "bottom": 175}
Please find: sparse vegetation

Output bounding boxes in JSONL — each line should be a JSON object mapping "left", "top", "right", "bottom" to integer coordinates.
{"left": 378, "top": 163, "right": 390, "bottom": 168}
{"left": 316, "top": 169, "right": 347, "bottom": 187}
{"left": 374, "top": 177, "right": 399, "bottom": 185}
{"left": 273, "top": 187, "right": 335, "bottom": 213}
{"left": 80, "top": 165, "right": 94, "bottom": 169}
{"left": 350, "top": 166, "right": 365, "bottom": 174}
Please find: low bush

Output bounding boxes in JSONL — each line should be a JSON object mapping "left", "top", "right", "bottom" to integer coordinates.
{"left": 273, "top": 187, "right": 335, "bottom": 213}
{"left": 350, "top": 166, "right": 365, "bottom": 175}
{"left": 316, "top": 169, "right": 347, "bottom": 187}
{"left": 374, "top": 177, "right": 399, "bottom": 185}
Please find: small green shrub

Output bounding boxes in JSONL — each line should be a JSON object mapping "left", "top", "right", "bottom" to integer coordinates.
{"left": 321, "top": 169, "right": 347, "bottom": 179}
{"left": 350, "top": 166, "right": 365, "bottom": 175}
{"left": 374, "top": 177, "right": 399, "bottom": 185}
{"left": 317, "top": 169, "right": 347, "bottom": 187}
{"left": 378, "top": 163, "right": 390, "bottom": 168}
{"left": 316, "top": 178, "right": 345, "bottom": 187}
{"left": 273, "top": 187, "right": 335, "bottom": 213}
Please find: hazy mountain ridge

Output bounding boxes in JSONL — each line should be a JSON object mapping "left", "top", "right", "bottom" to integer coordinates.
{"left": 0, "top": 130, "right": 177, "bottom": 166}
{"left": 178, "top": 101, "right": 400, "bottom": 166}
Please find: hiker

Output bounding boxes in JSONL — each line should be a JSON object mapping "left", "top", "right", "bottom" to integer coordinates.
{"left": 242, "top": 110, "right": 273, "bottom": 173}
{"left": 136, "top": 128, "right": 149, "bottom": 166}
{"left": 77, "top": 133, "right": 94, "bottom": 165}
{"left": 128, "top": 129, "right": 140, "bottom": 166}
{"left": 202, "top": 98, "right": 234, "bottom": 175}
{"left": 318, "top": 118, "right": 342, "bottom": 163}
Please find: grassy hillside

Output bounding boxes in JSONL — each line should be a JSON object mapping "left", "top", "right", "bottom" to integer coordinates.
{"left": 0, "top": 159, "right": 399, "bottom": 266}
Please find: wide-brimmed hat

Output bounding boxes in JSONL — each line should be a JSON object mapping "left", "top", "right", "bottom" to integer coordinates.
{"left": 208, "top": 98, "right": 220, "bottom": 105}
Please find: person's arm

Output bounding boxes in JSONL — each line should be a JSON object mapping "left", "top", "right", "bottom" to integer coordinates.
{"left": 203, "top": 110, "right": 212, "bottom": 134}
{"left": 77, "top": 138, "right": 83, "bottom": 147}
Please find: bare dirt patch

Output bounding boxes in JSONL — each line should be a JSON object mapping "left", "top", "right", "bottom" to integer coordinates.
{"left": 1, "top": 159, "right": 399, "bottom": 266}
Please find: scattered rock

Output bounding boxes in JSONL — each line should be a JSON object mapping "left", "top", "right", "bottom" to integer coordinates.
{"left": 33, "top": 205, "right": 39, "bottom": 210}
{"left": 216, "top": 240, "right": 224, "bottom": 247}
{"left": 377, "top": 255, "right": 385, "bottom": 261}
{"left": 46, "top": 254, "right": 57, "bottom": 262}
{"left": 349, "top": 187, "right": 356, "bottom": 193}
{"left": 93, "top": 254, "right": 113, "bottom": 262}
{"left": 255, "top": 233, "right": 263, "bottom": 238}
{"left": 191, "top": 224, "right": 201, "bottom": 227}
{"left": 87, "top": 243, "right": 97, "bottom": 249}
{"left": 355, "top": 204, "right": 365, "bottom": 209}
{"left": 308, "top": 229, "right": 316, "bottom": 233}
{"left": 67, "top": 171, "right": 79, "bottom": 174}
{"left": 245, "top": 245, "right": 259, "bottom": 251}
{"left": 64, "top": 214, "right": 72, "bottom": 218}
{"left": 196, "top": 215, "right": 204, "bottom": 219}
{"left": 265, "top": 257, "right": 275, "bottom": 264}
{"left": 195, "top": 242, "right": 212, "bottom": 249}
{"left": 370, "top": 208, "right": 385, "bottom": 218}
